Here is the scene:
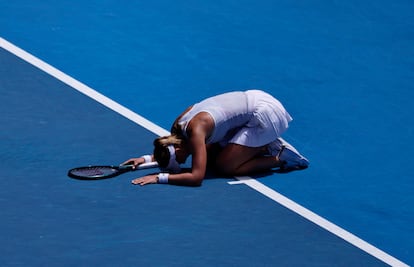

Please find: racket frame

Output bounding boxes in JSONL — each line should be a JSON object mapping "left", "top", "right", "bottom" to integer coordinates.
{"left": 67, "top": 162, "right": 158, "bottom": 180}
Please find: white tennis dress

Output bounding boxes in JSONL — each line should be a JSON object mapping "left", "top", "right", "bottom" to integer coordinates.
{"left": 178, "top": 90, "right": 293, "bottom": 147}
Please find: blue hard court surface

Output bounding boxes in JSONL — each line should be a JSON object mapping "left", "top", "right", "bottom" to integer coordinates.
{"left": 1, "top": 1, "right": 413, "bottom": 266}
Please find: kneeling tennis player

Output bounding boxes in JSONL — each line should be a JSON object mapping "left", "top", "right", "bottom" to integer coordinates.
{"left": 122, "top": 90, "right": 309, "bottom": 186}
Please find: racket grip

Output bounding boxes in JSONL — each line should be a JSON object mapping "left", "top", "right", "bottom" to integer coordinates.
{"left": 136, "top": 161, "right": 159, "bottom": 170}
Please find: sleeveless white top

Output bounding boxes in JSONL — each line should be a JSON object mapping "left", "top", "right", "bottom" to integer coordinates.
{"left": 178, "top": 90, "right": 292, "bottom": 147}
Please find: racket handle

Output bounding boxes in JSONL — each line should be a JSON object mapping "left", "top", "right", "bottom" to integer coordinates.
{"left": 136, "top": 161, "right": 159, "bottom": 170}
{"left": 119, "top": 162, "right": 158, "bottom": 171}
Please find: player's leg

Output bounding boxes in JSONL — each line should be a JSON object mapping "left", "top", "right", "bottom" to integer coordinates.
{"left": 215, "top": 143, "right": 283, "bottom": 175}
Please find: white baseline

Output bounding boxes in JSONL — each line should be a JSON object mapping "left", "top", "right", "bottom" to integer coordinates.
{"left": 0, "top": 37, "right": 408, "bottom": 267}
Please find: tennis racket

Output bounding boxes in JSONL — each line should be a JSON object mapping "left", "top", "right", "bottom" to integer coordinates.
{"left": 67, "top": 162, "right": 158, "bottom": 180}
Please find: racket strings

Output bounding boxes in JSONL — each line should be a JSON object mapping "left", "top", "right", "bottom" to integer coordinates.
{"left": 71, "top": 166, "right": 117, "bottom": 177}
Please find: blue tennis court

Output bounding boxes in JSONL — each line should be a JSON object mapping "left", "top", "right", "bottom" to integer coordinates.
{"left": 1, "top": 1, "right": 413, "bottom": 266}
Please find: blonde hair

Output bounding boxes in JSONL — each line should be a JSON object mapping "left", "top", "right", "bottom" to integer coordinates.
{"left": 153, "top": 135, "right": 184, "bottom": 167}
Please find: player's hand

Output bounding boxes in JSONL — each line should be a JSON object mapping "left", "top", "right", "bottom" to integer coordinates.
{"left": 131, "top": 174, "right": 158, "bottom": 186}
{"left": 121, "top": 158, "right": 144, "bottom": 170}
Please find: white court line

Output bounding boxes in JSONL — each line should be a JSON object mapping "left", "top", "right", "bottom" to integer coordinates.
{"left": 0, "top": 37, "right": 409, "bottom": 267}
{"left": 231, "top": 177, "right": 409, "bottom": 267}
{"left": 0, "top": 37, "right": 170, "bottom": 137}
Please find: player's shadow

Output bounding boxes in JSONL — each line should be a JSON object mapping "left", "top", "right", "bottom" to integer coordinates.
{"left": 203, "top": 165, "right": 309, "bottom": 181}
{"left": 137, "top": 165, "right": 309, "bottom": 186}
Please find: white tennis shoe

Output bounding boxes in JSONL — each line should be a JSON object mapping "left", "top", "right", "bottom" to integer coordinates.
{"left": 267, "top": 137, "right": 309, "bottom": 171}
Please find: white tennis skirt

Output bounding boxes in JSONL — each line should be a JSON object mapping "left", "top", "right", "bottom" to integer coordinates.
{"left": 223, "top": 90, "right": 293, "bottom": 147}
